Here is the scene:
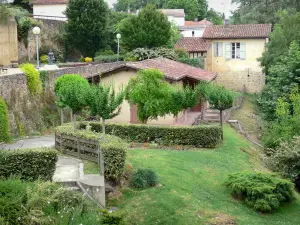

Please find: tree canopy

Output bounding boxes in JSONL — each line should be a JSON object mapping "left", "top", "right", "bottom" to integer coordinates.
{"left": 118, "top": 4, "right": 171, "bottom": 50}
{"left": 65, "top": 0, "right": 109, "bottom": 57}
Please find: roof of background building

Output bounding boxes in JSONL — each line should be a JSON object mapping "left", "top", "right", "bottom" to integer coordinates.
{"left": 161, "top": 9, "right": 185, "bottom": 17}
{"left": 203, "top": 24, "right": 272, "bottom": 39}
{"left": 175, "top": 38, "right": 211, "bottom": 52}
{"left": 87, "top": 58, "right": 216, "bottom": 82}
{"left": 184, "top": 19, "right": 213, "bottom": 26}
{"left": 32, "top": 0, "right": 68, "bottom": 4}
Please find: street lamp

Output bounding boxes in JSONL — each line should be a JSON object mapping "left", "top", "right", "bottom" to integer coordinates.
{"left": 116, "top": 33, "right": 121, "bottom": 61}
{"left": 32, "top": 26, "right": 41, "bottom": 69}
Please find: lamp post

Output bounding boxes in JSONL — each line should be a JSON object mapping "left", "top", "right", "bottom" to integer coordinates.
{"left": 116, "top": 33, "right": 121, "bottom": 61}
{"left": 32, "top": 26, "right": 41, "bottom": 69}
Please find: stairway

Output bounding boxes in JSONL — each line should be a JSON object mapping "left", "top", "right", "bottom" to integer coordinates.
{"left": 173, "top": 111, "right": 202, "bottom": 126}
{"left": 203, "top": 108, "right": 221, "bottom": 122}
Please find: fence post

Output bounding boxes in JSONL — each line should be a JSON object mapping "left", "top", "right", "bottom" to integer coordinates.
{"left": 60, "top": 133, "right": 64, "bottom": 153}
{"left": 98, "top": 143, "right": 104, "bottom": 176}
{"left": 77, "top": 136, "right": 80, "bottom": 159}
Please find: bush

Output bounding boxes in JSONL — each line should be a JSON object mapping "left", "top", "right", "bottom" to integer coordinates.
{"left": 94, "top": 54, "right": 124, "bottom": 62}
{"left": 175, "top": 48, "right": 189, "bottom": 58}
{"left": 85, "top": 57, "right": 93, "bottom": 63}
{"left": 127, "top": 47, "right": 178, "bottom": 61}
{"left": 0, "top": 96, "right": 10, "bottom": 143}
{"left": 20, "top": 63, "right": 43, "bottom": 95}
{"left": 40, "top": 54, "right": 48, "bottom": 63}
{"left": 96, "top": 49, "right": 115, "bottom": 56}
{"left": 56, "top": 125, "right": 127, "bottom": 181}
{"left": 79, "top": 56, "right": 85, "bottom": 62}
{"left": 0, "top": 148, "right": 58, "bottom": 181}
{"left": 225, "top": 171, "right": 295, "bottom": 212}
{"left": 130, "top": 168, "right": 158, "bottom": 189}
{"left": 79, "top": 122, "right": 222, "bottom": 147}
{"left": 178, "top": 57, "right": 204, "bottom": 68}
{"left": 266, "top": 137, "right": 300, "bottom": 180}
{"left": 100, "top": 209, "right": 123, "bottom": 225}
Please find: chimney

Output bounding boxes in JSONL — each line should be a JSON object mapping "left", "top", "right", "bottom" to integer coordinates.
{"left": 225, "top": 19, "right": 230, "bottom": 27}
{"left": 194, "top": 18, "right": 198, "bottom": 22}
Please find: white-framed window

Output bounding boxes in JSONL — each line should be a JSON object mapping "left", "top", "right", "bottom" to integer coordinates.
{"left": 214, "top": 42, "right": 223, "bottom": 57}
{"left": 225, "top": 42, "right": 246, "bottom": 60}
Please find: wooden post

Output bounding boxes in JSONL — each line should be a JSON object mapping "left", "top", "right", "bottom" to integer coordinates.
{"left": 60, "top": 133, "right": 64, "bottom": 153}
{"left": 98, "top": 143, "right": 104, "bottom": 176}
{"left": 77, "top": 136, "right": 80, "bottom": 159}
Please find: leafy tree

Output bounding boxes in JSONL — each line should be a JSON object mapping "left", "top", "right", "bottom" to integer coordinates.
{"left": 206, "top": 9, "right": 224, "bottom": 25}
{"left": 167, "top": 23, "right": 182, "bottom": 48}
{"left": 88, "top": 83, "right": 124, "bottom": 134}
{"left": 0, "top": 96, "right": 10, "bottom": 143}
{"left": 65, "top": 0, "right": 109, "bottom": 57}
{"left": 0, "top": 4, "right": 11, "bottom": 25}
{"left": 117, "top": 4, "right": 171, "bottom": 50}
{"left": 54, "top": 74, "right": 90, "bottom": 129}
{"left": 125, "top": 69, "right": 173, "bottom": 123}
{"left": 164, "top": 0, "right": 199, "bottom": 21}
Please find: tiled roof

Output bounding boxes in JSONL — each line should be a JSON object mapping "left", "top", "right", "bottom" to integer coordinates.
{"left": 185, "top": 19, "right": 212, "bottom": 26}
{"left": 203, "top": 24, "right": 272, "bottom": 39}
{"left": 32, "top": 0, "right": 68, "bottom": 5}
{"left": 87, "top": 58, "right": 216, "bottom": 82}
{"left": 161, "top": 9, "right": 185, "bottom": 17}
{"left": 175, "top": 37, "right": 211, "bottom": 52}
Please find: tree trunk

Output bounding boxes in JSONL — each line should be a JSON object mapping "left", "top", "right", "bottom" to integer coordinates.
{"left": 73, "top": 114, "right": 76, "bottom": 131}
{"left": 60, "top": 108, "right": 64, "bottom": 125}
{"left": 70, "top": 109, "right": 73, "bottom": 123}
{"left": 102, "top": 118, "right": 105, "bottom": 135}
{"left": 220, "top": 110, "right": 223, "bottom": 140}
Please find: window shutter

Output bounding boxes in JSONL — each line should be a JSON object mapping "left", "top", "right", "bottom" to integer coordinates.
{"left": 240, "top": 42, "right": 246, "bottom": 60}
{"left": 225, "top": 42, "right": 231, "bottom": 60}
{"left": 214, "top": 43, "right": 218, "bottom": 57}
{"left": 218, "top": 43, "right": 223, "bottom": 57}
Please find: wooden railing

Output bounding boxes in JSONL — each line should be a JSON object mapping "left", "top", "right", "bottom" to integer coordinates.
{"left": 55, "top": 133, "right": 104, "bottom": 176}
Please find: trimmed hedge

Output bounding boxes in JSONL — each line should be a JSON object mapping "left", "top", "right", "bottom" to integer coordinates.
{"left": 225, "top": 171, "right": 295, "bottom": 212}
{"left": 0, "top": 96, "right": 10, "bottom": 143}
{"left": 94, "top": 55, "right": 124, "bottom": 63}
{"left": 0, "top": 148, "right": 58, "bottom": 181}
{"left": 79, "top": 122, "right": 222, "bottom": 147}
{"left": 56, "top": 125, "right": 127, "bottom": 181}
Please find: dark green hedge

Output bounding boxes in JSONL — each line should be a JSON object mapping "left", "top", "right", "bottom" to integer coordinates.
{"left": 0, "top": 96, "right": 11, "bottom": 143}
{"left": 56, "top": 125, "right": 127, "bottom": 181}
{"left": 79, "top": 122, "right": 222, "bottom": 147}
{"left": 94, "top": 55, "right": 124, "bottom": 62}
{"left": 0, "top": 148, "right": 58, "bottom": 181}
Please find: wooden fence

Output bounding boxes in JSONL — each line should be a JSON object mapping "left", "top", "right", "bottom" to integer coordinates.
{"left": 55, "top": 132, "right": 104, "bottom": 176}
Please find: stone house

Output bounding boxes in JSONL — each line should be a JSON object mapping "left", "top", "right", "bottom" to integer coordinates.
{"left": 176, "top": 23, "right": 272, "bottom": 93}
{"left": 86, "top": 58, "right": 217, "bottom": 125}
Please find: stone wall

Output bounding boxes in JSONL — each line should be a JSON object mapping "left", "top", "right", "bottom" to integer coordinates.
{"left": 213, "top": 70, "right": 265, "bottom": 93}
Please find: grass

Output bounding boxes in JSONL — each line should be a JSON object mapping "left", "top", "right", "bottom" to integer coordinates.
{"left": 107, "top": 125, "right": 300, "bottom": 225}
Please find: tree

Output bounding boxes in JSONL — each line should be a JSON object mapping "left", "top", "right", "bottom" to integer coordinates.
{"left": 65, "top": 0, "right": 109, "bottom": 57}
{"left": 54, "top": 74, "right": 90, "bottom": 129}
{"left": 206, "top": 9, "right": 224, "bottom": 25}
{"left": 125, "top": 69, "right": 173, "bottom": 123}
{"left": 118, "top": 4, "right": 171, "bottom": 50}
{"left": 167, "top": 23, "right": 182, "bottom": 48}
{"left": 88, "top": 83, "right": 124, "bottom": 134}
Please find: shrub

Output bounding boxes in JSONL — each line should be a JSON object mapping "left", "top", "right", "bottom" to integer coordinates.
{"left": 40, "top": 54, "right": 48, "bottom": 63}
{"left": 266, "top": 137, "right": 300, "bottom": 180}
{"left": 127, "top": 47, "right": 178, "bottom": 61}
{"left": 56, "top": 125, "right": 127, "bottom": 181}
{"left": 225, "top": 171, "right": 295, "bottom": 212}
{"left": 175, "top": 48, "right": 189, "bottom": 58}
{"left": 96, "top": 49, "right": 115, "bottom": 56}
{"left": 0, "top": 148, "right": 58, "bottom": 181}
{"left": 79, "top": 56, "right": 85, "bottom": 62}
{"left": 130, "top": 168, "right": 158, "bottom": 189}
{"left": 100, "top": 209, "right": 123, "bottom": 225}
{"left": 85, "top": 57, "right": 93, "bottom": 63}
{"left": 20, "top": 63, "right": 43, "bottom": 95}
{"left": 0, "top": 96, "right": 10, "bottom": 143}
{"left": 79, "top": 122, "right": 222, "bottom": 147}
{"left": 178, "top": 57, "right": 204, "bottom": 68}
{"left": 94, "top": 54, "right": 124, "bottom": 62}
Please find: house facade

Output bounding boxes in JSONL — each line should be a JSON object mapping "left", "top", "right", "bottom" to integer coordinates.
{"left": 86, "top": 58, "right": 216, "bottom": 125}
{"left": 33, "top": 0, "right": 68, "bottom": 21}
{"left": 176, "top": 24, "right": 272, "bottom": 93}
{"left": 179, "top": 19, "right": 212, "bottom": 37}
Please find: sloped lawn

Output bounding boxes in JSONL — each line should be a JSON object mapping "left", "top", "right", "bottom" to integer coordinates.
{"left": 109, "top": 125, "right": 300, "bottom": 225}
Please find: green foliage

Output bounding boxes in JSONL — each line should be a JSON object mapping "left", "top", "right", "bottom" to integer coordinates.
{"left": 94, "top": 54, "right": 124, "bottom": 62}
{"left": 130, "top": 168, "right": 158, "bottom": 189}
{"left": 100, "top": 209, "right": 124, "bottom": 225}
{"left": 56, "top": 125, "right": 127, "bottom": 181}
{"left": 178, "top": 57, "right": 203, "bottom": 68}
{"left": 96, "top": 49, "right": 115, "bottom": 56}
{"left": 0, "top": 96, "right": 11, "bottom": 143}
{"left": 88, "top": 83, "right": 124, "bottom": 133}
{"left": 126, "top": 47, "right": 178, "bottom": 61}
{"left": 0, "top": 4, "right": 12, "bottom": 25}
{"left": 125, "top": 69, "right": 173, "bottom": 123}
{"left": 117, "top": 4, "right": 171, "bottom": 50}
{"left": 266, "top": 137, "right": 300, "bottom": 180}
{"left": 16, "top": 117, "right": 26, "bottom": 137}
{"left": 0, "top": 148, "right": 58, "bottom": 181}
{"left": 167, "top": 23, "right": 182, "bottom": 48}
{"left": 174, "top": 48, "right": 188, "bottom": 58}
{"left": 80, "top": 122, "right": 222, "bottom": 147}
{"left": 206, "top": 9, "right": 224, "bottom": 25}
{"left": 39, "top": 70, "right": 48, "bottom": 89}
{"left": 17, "top": 17, "right": 41, "bottom": 46}
{"left": 225, "top": 171, "right": 295, "bottom": 212}
{"left": 40, "top": 54, "right": 48, "bottom": 63}
{"left": 65, "top": 0, "right": 109, "bottom": 57}
{"left": 54, "top": 74, "right": 90, "bottom": 113}
{"left": 20, "top": 63, "right": 43, "bottom": 95}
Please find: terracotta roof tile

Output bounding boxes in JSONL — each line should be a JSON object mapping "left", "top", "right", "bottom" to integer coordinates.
{"left": 32, "top": 0, "right": 68, "bottom": 5}
{"left": 175, "top": 37, "right": 211, "bottom": 52}
{"left": 203, "top": 24, "right": 272, "bottom": 39}
{"left": 185, "top": 19, "right": 212, "bottom": 26}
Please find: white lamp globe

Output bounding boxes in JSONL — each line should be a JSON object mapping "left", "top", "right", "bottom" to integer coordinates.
{"left": 32, "top": 26, "right": 41, "bottom": 35}
{"left": 116, "top": 33, "right": 121, "bottom": 39}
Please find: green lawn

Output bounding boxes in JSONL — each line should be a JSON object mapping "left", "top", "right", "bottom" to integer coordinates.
{"left": 108, "top": 125, "right": 300, "bottom": 225}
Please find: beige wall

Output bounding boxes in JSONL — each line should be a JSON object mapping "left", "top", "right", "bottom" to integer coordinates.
{"left": 0, "top": 17, "right": 18, "bottom": 66}
{"left": 101, "top": 70, "right": 183, "bottom": 125}
{"left": 206, "top": 38, "right": 267, "bottom": 93}
{"left": 33, "top": 4, "right": 67, "bottom": 21}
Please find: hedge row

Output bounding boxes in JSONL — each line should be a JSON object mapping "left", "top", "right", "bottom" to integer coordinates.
{"left": 0, "top": 148, "right": 58, "bottom": 181}
{"left": 56, "top": 125, "right": 127, "bottom": 181}
{"left": 79, "top": 122, "right": 222, "bottom": 147}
